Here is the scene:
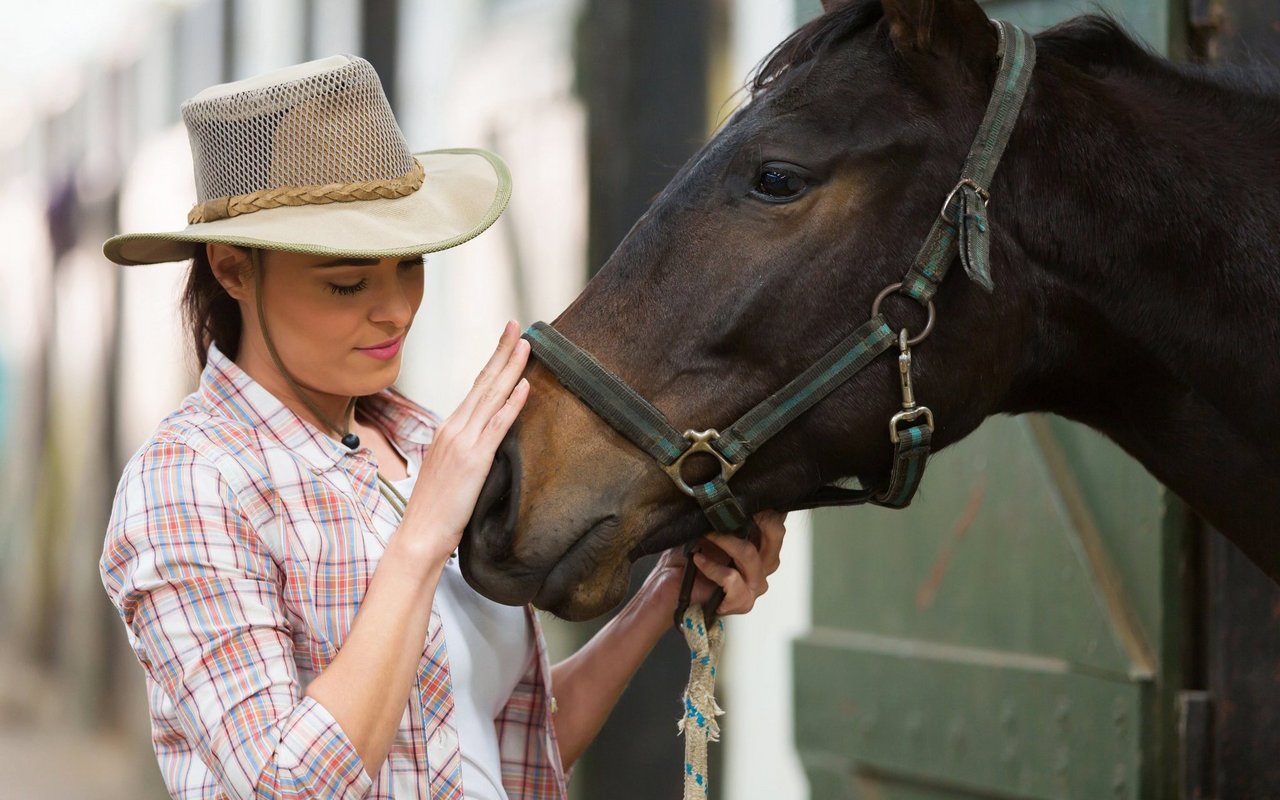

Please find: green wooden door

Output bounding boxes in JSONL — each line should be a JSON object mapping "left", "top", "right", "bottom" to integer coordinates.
{"left": 793, "top": 5, "right": 1189, "bottom": 799}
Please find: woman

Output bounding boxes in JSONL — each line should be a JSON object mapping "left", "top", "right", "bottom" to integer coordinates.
{"left": 100, "top": 55, "right": 785, "bottom": 799}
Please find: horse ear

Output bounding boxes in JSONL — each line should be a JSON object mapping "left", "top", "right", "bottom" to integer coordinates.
{"left": 881, "top": 0, "right": 992, "bottom": 57}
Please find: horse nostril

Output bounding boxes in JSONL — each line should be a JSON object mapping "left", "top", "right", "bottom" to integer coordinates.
{"left": 467, "top": 433, "right": 522, "bottom": 560}
{"left": 500, "top": 434, "right": 523, "bottom": 535}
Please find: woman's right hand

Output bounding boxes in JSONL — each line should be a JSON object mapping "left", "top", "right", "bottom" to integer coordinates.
{"left": 400, "top": 320, "right": 530, "bottom": 565}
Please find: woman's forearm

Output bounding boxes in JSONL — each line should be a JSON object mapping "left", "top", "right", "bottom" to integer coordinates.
{"left": 549, "top": 573, "right": 677, "bottom": 768}
{"left": 304, "top": 534, "right": 449, "bottom": 778}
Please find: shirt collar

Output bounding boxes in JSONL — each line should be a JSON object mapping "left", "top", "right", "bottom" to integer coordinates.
{"left": 199, "top": 343, "right": 437, "bottom": 473}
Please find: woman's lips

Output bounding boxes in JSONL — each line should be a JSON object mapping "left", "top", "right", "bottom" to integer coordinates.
{"left": 356, "top": 336, "right": 403, "bottom": 361}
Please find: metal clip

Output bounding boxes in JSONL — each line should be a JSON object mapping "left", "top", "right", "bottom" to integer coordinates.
{"left": 889, "top": 330, "right": 934, "bottom": 444}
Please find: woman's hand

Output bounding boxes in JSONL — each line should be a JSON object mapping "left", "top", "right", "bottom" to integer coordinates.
{"left": 306, "top": 322, "right": 527, "bottom": 774}
{"left": 550, "top": 509, "right": 788, "bottom": 767}
{"left": 400, "top": 321, "right": 530, "bottom": 565}
{"left": 650, "top": 509, "right": 787, "bottom": 616}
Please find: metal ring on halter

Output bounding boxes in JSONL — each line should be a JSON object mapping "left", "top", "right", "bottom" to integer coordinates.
{"left": 871, "top": 283, "right": 936, "bottom": 346}
{"left": 940, "top": 177, "right": 990, "bottom": 226}
{"left": 662, "top": 429, "right": 742, "bottom": 497}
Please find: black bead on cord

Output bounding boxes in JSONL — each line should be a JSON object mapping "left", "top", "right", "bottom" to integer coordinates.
{"left": 342, "top": 433, "right": 361, "bottom": 450}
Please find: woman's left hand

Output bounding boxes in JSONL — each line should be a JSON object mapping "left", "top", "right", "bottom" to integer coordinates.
{"left": 651, "top": 509, "right": 787, "bottom": 616}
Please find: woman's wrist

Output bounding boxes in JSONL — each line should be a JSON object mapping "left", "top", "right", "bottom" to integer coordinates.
{"left": 631, "top": 562, "right": 683, "bottom": 629}
{"left": 385, "top": 524, "right": 454, "bottom": 584}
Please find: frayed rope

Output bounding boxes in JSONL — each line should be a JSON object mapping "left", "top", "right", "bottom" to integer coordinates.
{"left": 677, "top": 605, "right": 725, "bottom": 798}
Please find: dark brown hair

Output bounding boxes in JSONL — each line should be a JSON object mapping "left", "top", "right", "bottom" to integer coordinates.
{"left": 182, "top": 246, "right": 244, "bottom": 369}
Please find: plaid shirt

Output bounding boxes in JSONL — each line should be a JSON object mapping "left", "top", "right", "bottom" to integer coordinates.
{"left": 101, "top": 345, "right": 568, "bottom": 800}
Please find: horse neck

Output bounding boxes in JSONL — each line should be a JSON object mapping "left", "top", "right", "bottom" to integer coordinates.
{"left": 999, "top": 58, "right": 1280, "bottom": 563}
{"left": 1008, "top": 58, "right": 1280, "bottom": 441}
{"left": 1005, "top": 282, "right": 1280, "bottom": 573}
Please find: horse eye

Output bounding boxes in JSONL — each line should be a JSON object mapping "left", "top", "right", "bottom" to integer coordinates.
{"left": 752, "top": 164, "right": 808, "bottom": 202}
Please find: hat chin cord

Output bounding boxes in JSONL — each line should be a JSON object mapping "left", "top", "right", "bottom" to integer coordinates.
{"left": 250, "top": 249, "right": 361, "bottom": 450}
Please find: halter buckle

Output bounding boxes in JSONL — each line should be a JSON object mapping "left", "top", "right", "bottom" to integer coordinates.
{"left": 662, "top": 429, "right": 742, "bottom": 497}
{"left": 940, "top": 178, "right": 990, "bottom": 226}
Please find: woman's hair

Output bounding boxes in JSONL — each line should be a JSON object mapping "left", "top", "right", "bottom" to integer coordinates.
{"left": 182, "top": 246, "right": 244, "bottom": 369}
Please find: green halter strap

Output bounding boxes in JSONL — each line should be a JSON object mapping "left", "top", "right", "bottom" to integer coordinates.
{"left": 523, "top": 21, "right": 1035, "bottom": 625}
{"left": 901, "top": 20, "right": 1036, "bottom": 301}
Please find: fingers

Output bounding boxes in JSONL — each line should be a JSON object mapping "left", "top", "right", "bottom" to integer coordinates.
{"left": 404, "top": 322, "right": 531, "bottom": 544}
{"left": 456, "top": 321, "right": 526, "bottom": 422}
{"left": 691, "top": 552, "right": 757, "bottom": 615}
{"left": 477, "top": 377, "right": 530, "bottom": 447}
{"left": 752, "top": 510, "right": 787, "bottom": 576}
{"left": 705, "top": 532, "right": 766, "bottom": 595}
{"left": 691, "top": 510, "right": 788, "bottom": 617}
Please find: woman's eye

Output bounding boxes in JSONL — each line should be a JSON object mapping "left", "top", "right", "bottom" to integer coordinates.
{"left": 752, "top": 164, "right": 808, "bottom": 201}
{"left": 329, "top": 278, "right": 368, "bottom": 296}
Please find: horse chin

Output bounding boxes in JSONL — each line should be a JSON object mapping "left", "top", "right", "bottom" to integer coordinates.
{"left": 531, "top": 546, "right": 634, "bottom": 621}
{"left": 460, "top": 513, "right": 640, "bottom": 621}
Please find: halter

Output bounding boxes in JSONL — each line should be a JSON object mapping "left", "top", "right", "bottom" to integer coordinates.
{"left": 523, "top": 21, "right": 1036, "bottom": 626}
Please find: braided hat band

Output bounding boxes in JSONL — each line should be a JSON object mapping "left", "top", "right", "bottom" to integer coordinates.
{"left": 187, "top": 160, "right": 426, "bottom": 224}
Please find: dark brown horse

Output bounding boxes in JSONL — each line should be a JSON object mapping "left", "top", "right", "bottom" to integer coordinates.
{"left": 462, "top": 0, "right": 1280, "bottom": 621}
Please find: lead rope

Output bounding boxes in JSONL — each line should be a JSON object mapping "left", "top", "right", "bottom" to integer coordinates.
{"left": 674, "top": 491, "right": 753, "bottom": 800}
{"left": 678, "top": 605, "right": 725, "bottom": 799}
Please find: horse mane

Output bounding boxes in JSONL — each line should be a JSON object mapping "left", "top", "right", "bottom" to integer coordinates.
{"left": 751, "top": 1, "right": 1280, "bottom": 101}
{"left": 1038, "top": 15, "right": 1280, "bottom": 98}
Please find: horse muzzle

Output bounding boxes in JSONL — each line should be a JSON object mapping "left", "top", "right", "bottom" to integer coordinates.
{"left": 460, "top": 368, "right": 674, "bottom": 620}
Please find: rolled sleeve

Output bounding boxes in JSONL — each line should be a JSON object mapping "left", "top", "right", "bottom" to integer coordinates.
{"left": 102, "top": 439, "right": 373, "bottom": 800}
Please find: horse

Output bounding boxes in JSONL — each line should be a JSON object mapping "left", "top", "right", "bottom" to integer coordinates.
{"left": 461, "top": 0, "right": 1280, "bottom": 621}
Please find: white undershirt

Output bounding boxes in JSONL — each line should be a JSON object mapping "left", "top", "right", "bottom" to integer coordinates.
{"left": 390, "top": 451, "right": 534, "bottom": 800}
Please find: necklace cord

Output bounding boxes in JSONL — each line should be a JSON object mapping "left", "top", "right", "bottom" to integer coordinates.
{"left": 251, "top": 248, "right": 358, "bottom": 444}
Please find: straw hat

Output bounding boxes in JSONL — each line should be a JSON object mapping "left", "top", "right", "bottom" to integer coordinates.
{"left": 104, "top": 55, "right": 511, "bottom": 266}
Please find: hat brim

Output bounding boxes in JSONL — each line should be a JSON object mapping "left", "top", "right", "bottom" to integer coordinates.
{"left": 103, "top": 148, "right": 511, "bottom": 266}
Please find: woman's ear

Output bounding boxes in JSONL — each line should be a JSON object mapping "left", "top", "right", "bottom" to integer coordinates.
{"left": 207, "top": 243, "right": 254, "bottom": 301}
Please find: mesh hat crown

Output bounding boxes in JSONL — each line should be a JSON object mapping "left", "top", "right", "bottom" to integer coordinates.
{"left": 104, "top": 55, "right": 511, "bottom": 266}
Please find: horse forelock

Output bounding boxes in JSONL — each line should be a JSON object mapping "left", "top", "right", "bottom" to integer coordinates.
{"left": 752, "top": 1, "right": 886, "bottom": 98}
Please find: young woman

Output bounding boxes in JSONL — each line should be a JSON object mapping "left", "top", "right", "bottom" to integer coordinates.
{"left": 100, "top": 56, "right": 785, "bottom": 800}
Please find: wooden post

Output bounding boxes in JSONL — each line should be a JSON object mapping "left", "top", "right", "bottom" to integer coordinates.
{"left": 573, "top": 2, "right": 725, "bottom": 797}
{"left": 1189, "top": 6, "right": 1280, "bottom": 797}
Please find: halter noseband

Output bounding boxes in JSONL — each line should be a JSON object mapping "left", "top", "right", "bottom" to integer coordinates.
{"left": 523, "top": 21, "right": 1036, "bottom": 625}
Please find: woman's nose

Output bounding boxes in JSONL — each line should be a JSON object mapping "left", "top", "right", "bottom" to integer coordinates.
{"left": 370, "top": 267, "right": 417, "bottom": 326}
{"left": 372, "top": 289, "right": 413, "bottom": 327}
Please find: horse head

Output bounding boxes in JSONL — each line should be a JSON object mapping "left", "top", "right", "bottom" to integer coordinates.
{"left": 462, "top": 0, "right": 1280, "bottom": 618}
{"left": 458, "top": 0, "right": 1038, "bottom": 620}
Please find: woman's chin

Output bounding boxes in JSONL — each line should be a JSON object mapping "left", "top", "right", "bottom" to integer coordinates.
{"left": 333, "top": 355, "right": 402, "bottom": 397}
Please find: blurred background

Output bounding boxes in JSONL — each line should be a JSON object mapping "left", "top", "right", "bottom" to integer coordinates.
{"left": 1, "top": 1, "right": 1278, "bottom": 799}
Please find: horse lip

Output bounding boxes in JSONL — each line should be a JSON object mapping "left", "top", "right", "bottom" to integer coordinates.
{"left": 459, "top": 542, "right": 543, "bottom": 605}
{"left": 462, "top": 512, "right": 619, "bottom": 607}
{"left": 528, "top": 515, "right": 620, "bottom": 608}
